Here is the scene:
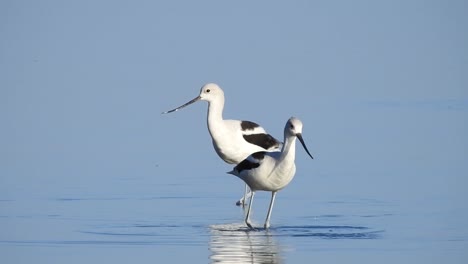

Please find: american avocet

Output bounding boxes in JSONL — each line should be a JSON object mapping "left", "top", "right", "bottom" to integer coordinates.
{"left": 228, "top": 117, "right": 313, "bottom": 229}
{"left": 162, "top": 83, "right": 282, "bottom": 205}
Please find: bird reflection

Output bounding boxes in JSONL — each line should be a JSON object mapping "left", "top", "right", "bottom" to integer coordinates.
{"left": 209, "top": 223, "right": 283, "bottom": 264}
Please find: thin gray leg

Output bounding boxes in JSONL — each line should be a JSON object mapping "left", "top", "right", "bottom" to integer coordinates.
{"left": 245, "top": 191, "right": 255, "bottom": 229}
{"left": 264, "top": 191, "right": 277, "bottom": 229}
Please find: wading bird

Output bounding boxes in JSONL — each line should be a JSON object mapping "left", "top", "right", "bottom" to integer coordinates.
{"left": 228, "top": 117, "right": 313, "bottom": 229}
{"left": 162, "top": 83, "right": 281, "bottom": 205}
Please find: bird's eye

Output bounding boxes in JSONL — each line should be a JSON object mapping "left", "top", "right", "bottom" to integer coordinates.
{"left": 290, "top": 124, "right": 294, "bottom": 129}
{"left": 206, "top": 89, "right": 211, "bottom": 93}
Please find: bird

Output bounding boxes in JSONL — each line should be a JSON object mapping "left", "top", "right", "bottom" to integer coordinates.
{"left": 228, "top": 117, "right": 313, "bottom": 229}
{"left": 162, "top": 83, "right": 282, "bottom": 205}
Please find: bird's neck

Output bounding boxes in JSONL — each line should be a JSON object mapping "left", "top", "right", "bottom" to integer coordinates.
{"left": 206, "top": 98, "right": 225, "bottom": 132}
{"left": 278, "top": 135, "right": 296, "bottom": 165}
{"left": 269, "top": 135, "right": 296, "bottom": 180}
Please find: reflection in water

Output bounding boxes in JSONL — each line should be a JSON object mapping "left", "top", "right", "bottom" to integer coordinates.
{"left": 210, "top": 224, "right": 283, "bottom": 264}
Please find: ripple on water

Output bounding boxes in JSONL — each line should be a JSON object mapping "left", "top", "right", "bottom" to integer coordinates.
{"left": 77, "top": 222, "right": 208, "bottom": 246}
{"left": 0, "top": 219, "right": 382, "bottom": 249}
{"left": 274, "top": 225, "right": 383, "bottom": 239}
{"left": 208, "top": 222, "right": 383, "bottom": 263}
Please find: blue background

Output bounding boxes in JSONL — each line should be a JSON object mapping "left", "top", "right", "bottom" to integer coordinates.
{"left": 1, "top": 1, "right": 467, "bottom": 263}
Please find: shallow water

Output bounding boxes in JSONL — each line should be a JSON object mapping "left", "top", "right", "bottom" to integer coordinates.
{"left": 2, "top": 95, "right": 467, "bottom": 264}
{"left": 1, "top": 169, "right": 467, "bottom": 264}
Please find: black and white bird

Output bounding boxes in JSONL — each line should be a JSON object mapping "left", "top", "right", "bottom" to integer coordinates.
{"left": 162, "top": 83, "right": 282, "bottom": 205}
{"left": 228, "top": 117, "right": 314, "bottom": 229}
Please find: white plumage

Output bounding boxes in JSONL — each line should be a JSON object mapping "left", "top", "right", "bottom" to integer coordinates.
{"left": 228, "top": 117, "right": 314, "bottom": 229}
{"left": 163, "top": 83, "right": 281, "bottom": 205}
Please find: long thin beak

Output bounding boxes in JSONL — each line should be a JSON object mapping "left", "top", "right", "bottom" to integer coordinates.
{"left": 162, "top": 95, "right": 201, "bottom": 114}
{"left": 297, "top": 133, "right": 313, "bottom": 159}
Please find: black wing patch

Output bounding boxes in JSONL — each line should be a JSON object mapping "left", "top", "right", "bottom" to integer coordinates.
{"left": 234, "top": 152, "right": 266, "bottom": 173}
{"left": 240, "top": 121, "right": 260, "bottom": 131}
{"left": 251, "top": 152, "right": 266, "bottom": 160}
{"left": 243, "top": 133, "right": 280, "bottom": 150}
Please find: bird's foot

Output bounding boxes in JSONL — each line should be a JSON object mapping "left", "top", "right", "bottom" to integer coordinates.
{"left": 236, "top": 193, "right": 252, "bottom": 207}
{"left": 246, "top": 221, "right": 255, "bottom": 230}
{"left": 236, "top": 197, "right": 248, "bottom": 207}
